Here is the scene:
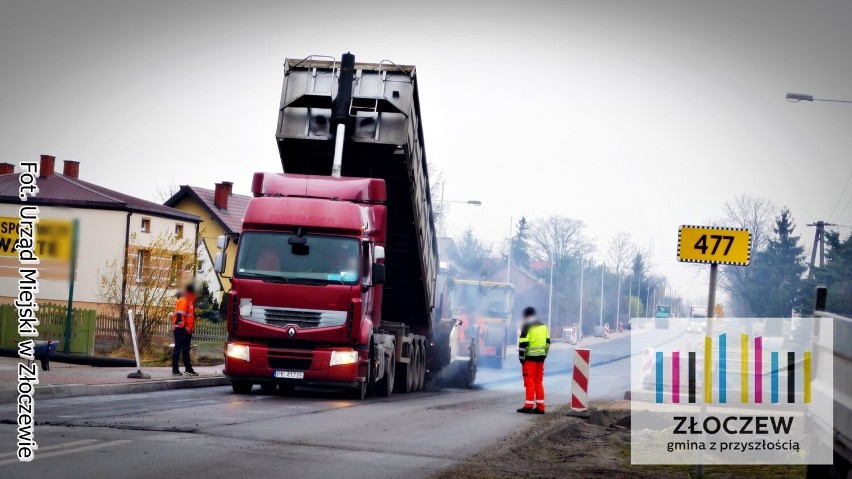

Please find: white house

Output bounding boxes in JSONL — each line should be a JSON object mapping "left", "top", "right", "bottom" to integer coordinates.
{"left": 0, "top": 155, "right": 200, "bottom": 313}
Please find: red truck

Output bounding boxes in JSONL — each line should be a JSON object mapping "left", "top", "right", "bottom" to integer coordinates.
{"left": 213, "top": 53, "right": 476, "bottom": 398}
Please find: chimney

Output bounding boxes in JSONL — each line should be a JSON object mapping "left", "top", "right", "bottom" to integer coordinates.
{"left": 0, "top": 163, "right": 13, "bottom": 175}
{"left": 221, "top": 181, "right": 233, "bottom": 196}
{"left": 39, "top": 155, "right": 56, "bottom": 178}
{"left": 63, "top": 160, "right": 80, "bottom": 179}
{"left": 213, "top": 182, "right": 229, "bottom": 210}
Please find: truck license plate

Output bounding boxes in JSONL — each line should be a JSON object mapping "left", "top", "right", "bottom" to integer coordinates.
{"left": 274, "top": 371, "right": 304, "bottom": 379}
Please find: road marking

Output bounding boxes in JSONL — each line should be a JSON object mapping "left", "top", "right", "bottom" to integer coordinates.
{"left": 0, "top": 440, "right": 130, "bottom": 466}
{"left": 0, "top": 439, "right": 98, "bottom": 458}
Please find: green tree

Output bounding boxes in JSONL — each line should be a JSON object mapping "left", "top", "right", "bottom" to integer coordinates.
{"left": 195, "top": 281, "right": 220, "bottom": 322}
{"left": 746, "top": 208, "right": 806, "bottom": 317}
{"left": 815, "top": 230, "right": 852, "bottom": 314}
{"left": 510, "top": 216, "right": 531, "bottom": 269}
{"left": 456, "top": 227, "right": 493, "bottom": 277}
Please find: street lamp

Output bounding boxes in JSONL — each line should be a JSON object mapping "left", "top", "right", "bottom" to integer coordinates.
{"left": 786, "top": 92, "right": 852, "bottom": 104}
{"left": 446, "top": 200, "right": 482, "bottom": 206}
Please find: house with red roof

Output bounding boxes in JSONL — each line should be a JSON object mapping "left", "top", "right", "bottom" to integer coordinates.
{"left": 0, "top": 155, "right": 200, "bottom": 313}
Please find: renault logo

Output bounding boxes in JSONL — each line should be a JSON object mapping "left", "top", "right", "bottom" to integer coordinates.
{"left": 288, "top": 327, "right": 296, "bottom": 338}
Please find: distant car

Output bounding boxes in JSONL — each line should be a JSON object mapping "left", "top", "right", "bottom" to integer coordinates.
{"left": 686, "top": 322, "right": 705, "bottom": 334}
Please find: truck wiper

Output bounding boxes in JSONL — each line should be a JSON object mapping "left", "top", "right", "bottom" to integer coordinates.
{"left": 244, "top": 272, "right": 289, "bottom": 283}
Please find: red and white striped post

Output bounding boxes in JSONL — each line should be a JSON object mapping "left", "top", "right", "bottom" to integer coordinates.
{"left": 571, "top": 348, "right": 590, "bottom": 411}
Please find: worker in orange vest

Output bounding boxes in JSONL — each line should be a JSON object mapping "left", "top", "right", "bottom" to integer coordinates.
{"left": 517, "top": 306, "right": 550, "bottom": 414}
{"left": 172, "top": 284, "right": 198, "bottom": 376}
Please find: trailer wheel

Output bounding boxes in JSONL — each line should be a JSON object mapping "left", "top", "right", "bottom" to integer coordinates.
{"left": 231, "top": 381, "right": 253, "bottom": 394}
{"left": 416, "top": 341, "right": 426, "bottom": 391}
{"left": 395, "top": 344, "right": 414, "bottom": 394}
{"left": 375, "top": 348, "right": 395, "bottom": 397}
{"left": 411, "top": 342, "right": 422, "bottom": 392}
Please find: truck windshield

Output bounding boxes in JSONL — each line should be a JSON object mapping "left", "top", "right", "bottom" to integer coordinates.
{"left": 655, "top": 305, "right": 671, "bottom": 317}
{"left": 235, "top": 232, "right": 361, "bottom": 285}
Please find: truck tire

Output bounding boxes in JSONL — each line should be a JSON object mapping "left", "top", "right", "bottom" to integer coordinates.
{"left": 350, "top": 380, "right": 367, "bottom": 400}
{"left": 231, "top": 381, "right": 253, "bottom": 394}
{"left": 375, "top": 348, "right": 395, "bottom": 397}
{"left": 413, "top": 342, "right": 423, "bottom": 391}
{"left": 395, "top": 344, "right": 414, "bottom": 394}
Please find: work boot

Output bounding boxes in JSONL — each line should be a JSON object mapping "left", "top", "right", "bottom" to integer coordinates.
{"left": 184, "top": 370, "right": 199, "bottom": 376}
{"left": 532, "top": 408, "right": 545, "bottom": 415}
{"left": 516, "top": 407, "right": 534, "bottom": 414}
{"left": 172, "top": 371, "right": 183, "bottom": 376}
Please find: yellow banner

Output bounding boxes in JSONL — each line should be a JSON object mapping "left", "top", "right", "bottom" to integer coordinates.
{"left": 0, "top": 217, "right": 74, "bottom": 260}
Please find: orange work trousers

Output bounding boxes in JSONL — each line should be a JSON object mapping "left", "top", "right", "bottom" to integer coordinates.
{"left": 522, "top": 360, "right": 545, "bottom": 411}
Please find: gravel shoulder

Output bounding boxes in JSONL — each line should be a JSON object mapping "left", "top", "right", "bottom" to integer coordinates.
{"left": 434, "top": 400, "right": 806, "bottom": 479}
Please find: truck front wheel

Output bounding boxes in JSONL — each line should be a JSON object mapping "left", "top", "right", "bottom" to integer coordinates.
{"left": 231, "top": 381, "right": 253, "bottom": 394}
{"left": 350, "top": 380, "right": 367, "bottom": 400}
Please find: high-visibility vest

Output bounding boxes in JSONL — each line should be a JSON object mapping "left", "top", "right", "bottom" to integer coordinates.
{"left": 518, "top": 321, "right": 550, "bottom": 361}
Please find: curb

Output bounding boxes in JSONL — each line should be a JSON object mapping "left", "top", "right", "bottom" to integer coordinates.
{"left": 0, "top": 376, "right": 230, "bottom": 404}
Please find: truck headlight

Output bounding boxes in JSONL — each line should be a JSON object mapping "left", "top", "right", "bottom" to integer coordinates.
{"left": 226, "top": 343, "right": 250, "bottom": 361}
{"left": 330, "top": 350, "right": 358, "bottom": 366}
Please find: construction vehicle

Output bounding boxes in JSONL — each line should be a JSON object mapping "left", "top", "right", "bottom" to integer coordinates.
{"left": 686, "top": 306, "right": 706, "bottom": 334}
{"left": 214, "top": 53, "right": 476, "bottom": 398}
{"left": 451, "top": 280, "right": 513, "bottom": 369}
{"left": 653, "top": 304, "right": 672, "bottom": 329}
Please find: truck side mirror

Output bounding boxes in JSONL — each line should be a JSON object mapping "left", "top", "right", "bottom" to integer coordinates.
{"left": 216, "top": 235, "right": 230, "bottom": 250}
{"left": 213, "top": 252, "right": 227, "bottom": 274}
{"left": 371, "top": 263, "right": 385, "bottom": 285}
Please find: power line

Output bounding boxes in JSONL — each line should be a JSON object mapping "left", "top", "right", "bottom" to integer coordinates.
{"left": 829, "top": 168, "right": 852, "bottom": 221}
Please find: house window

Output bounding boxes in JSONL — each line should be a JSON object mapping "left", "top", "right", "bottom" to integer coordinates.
{"left": 141, "top": 218, "right": 151, "bottom": 233}
{"left": 136, "top": 250, "right": 148, "bottom": 282}
{"left": 175, "top": 224, "right": 184, "bottom": 238}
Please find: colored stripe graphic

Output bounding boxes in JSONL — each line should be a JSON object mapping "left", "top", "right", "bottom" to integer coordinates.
{"left": 672, "top": 351, "right": 680, "bottom": 403}
{"left": 688, "top": 352, "right": 696, "bottom": 403}
{"left": 741, "top": 333, "right": 749, "bottom": 403}
{"left": 754, "top": 336, "right": 763, "bottom": 403}
{"left": 787, "top": 352, "right": 795, "bottom": 404}
{"left": 719, "top": 333, "right": 727, "bottom": 403}
{"left": 704, "top": 336, "right": 712, "bottom": 403}
{"left": 656, "top": 352, "right": 664, "bottom": 403}
{"left": 804, "top": 351, "right": 811, "bottom": 403}
{"left": 771, "top": 351, "right": 779, "bottom": 403}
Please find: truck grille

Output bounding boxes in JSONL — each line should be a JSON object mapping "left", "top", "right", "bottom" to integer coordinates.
{"left": 264, "top": 309, "right": 322, "bottom": 328}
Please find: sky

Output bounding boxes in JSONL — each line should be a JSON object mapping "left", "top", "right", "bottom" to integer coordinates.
{"left": 1, "top": 0, "right": 851, "bottom": 302}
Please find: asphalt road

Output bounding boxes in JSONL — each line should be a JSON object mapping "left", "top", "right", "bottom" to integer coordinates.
{"left": 0, "top": 325, "right": 683, "bottom": 479}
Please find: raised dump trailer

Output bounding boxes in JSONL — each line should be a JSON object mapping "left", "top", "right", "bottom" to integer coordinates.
{"left": 216, "top": 53, "right": 475, "bottom": 398}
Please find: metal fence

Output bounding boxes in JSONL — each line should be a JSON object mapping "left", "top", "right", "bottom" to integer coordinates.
{"left": 94, "top": 315, "right": 226, "bottom": 358}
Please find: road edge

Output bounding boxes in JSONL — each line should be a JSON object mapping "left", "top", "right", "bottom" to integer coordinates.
{"left": 0, "top": 376, "right": 230, "bottom": 404}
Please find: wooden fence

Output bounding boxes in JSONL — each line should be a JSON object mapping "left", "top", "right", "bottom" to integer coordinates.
{"left": 95, "top": 315, "right": 226, "bottom": 358}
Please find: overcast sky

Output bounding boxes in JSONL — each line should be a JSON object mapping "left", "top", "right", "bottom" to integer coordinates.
{"left": 2, "top": 0, "right": 851, "bottom": 301}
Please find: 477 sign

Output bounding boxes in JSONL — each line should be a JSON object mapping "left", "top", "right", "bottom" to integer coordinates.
{"left": 677, "top": 225, "right": 751, "bottom": 266}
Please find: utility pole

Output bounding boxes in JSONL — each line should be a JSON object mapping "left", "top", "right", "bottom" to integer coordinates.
{"left": 547, "top": 256, "right": 554, "bottom": 332}
{"left": 578, "top": 257, "right": 584, "bottom": 338}
{"left": 628, "top": 274, "right": 633, "bottom": 320}
{"left": 506, "top": 217, "right": 513, "bottom": 284}
{"left": 807, "top": 221, "right": 837, "bottom": 278}
{"left": 599, "top": 265, "right": 605, "bottom": 329}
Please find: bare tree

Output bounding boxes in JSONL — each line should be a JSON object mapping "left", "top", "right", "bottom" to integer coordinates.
{"left": 455, "top": 227, "right": 493, "bottom": 277}
{"left": 716, "top": 195, "right": 777, "bottom": 315}
{"left": 607, "top": 232, "right": 637, "bottom": 277}
{"left": 720, "top": 195, "right": 777, "bottom": 251}
{"left": 529, "top": 215, "right": 595, "bottom": 265}
{"left": 428, "top": 162, "right": 448, "bottom": 236}
{"left": 608, "top": 233, "right": 637, "bottom": 324}
{"left": 155, "top": 178, "right": 180, "bottom": 203}
{"left": 98, "top": 231, "right": 195, "bottom": 350}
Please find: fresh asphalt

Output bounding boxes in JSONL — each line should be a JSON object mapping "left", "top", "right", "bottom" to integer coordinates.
{"left": 0, "top": 324, "right": 684, "bottom": 478}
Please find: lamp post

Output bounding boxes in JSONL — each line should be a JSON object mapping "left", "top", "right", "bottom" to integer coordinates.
{"left": 786, "top": 92, "right": 852, "bottom": 104}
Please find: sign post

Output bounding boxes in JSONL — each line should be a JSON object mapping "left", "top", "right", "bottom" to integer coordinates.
{"left": 677, "top": 225, "right": 751, "bottom": 478}
{"left": 63, "top": 219, "right": 79, "bottom": 353}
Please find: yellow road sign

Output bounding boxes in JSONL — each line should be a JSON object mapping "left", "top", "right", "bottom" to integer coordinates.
{"left": 678, "top": 225, "right": 751, "bottom": 266}
{"left": 0, "top": 217, "right": 74, "bottom": 260}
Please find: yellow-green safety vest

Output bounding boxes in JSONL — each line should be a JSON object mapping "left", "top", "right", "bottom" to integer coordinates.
{"left": 518, "top": 322, "right": 550, "bottom": 361}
